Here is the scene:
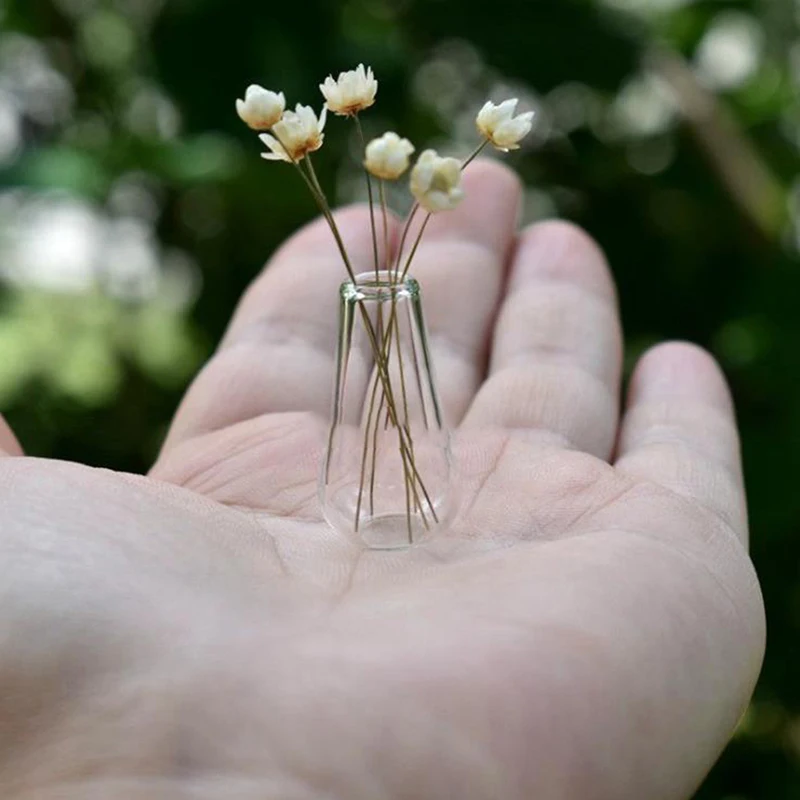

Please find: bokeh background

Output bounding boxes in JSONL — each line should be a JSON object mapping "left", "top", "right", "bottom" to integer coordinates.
{"left": 0, "top": 0, "right": 798, "bottom": 794}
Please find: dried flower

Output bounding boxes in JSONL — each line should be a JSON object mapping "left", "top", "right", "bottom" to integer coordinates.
{"left": 476, "top": 99, "right": 534, "bottom": 151}
{"left": 260, "top": 104, "right": 327, "bottom": 162}
{"left": 236, "top": 85, "right": 286, "bottom": 131}
{"left": 409, "top": 149, "right": 464, "bottom": 213}
{"left": 364, "top": 132, "right": 415, "bottom": 181}
{"left": 320, "top": 64, "right": 378, "bottom": 116}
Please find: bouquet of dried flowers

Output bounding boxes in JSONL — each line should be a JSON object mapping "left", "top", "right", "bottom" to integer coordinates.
{"left": 236, "top": 65, "right": 533, "bottom": 548}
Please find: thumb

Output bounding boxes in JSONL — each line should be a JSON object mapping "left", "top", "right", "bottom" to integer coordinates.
{"left": 0, "top": 415, "right": 23, "bottom": 456}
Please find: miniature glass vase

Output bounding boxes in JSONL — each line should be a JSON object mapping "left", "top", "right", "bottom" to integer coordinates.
{"left": 320, "top": 270, "right": 451, "bottom": 550}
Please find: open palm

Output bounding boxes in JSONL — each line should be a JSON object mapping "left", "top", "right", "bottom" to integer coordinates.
{"left": 0, "top": 162, "right": 763, "bottom": 800}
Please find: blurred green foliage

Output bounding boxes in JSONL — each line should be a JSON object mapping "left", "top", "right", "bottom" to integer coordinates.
{"left": 0, "top": 0, "right": 798, "bottom": 794}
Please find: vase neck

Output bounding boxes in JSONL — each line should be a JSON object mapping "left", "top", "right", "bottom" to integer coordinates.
{"left": 342, "top": 271, "right": 419, "bottom": 302}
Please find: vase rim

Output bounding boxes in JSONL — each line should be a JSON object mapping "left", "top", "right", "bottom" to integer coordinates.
{"left": 342, "top": 270, "right": 419, "bottom": 301}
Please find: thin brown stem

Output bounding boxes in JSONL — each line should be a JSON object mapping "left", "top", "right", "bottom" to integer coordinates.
{"left": 378, "top": 180, "right": 390, "bottom": 270}
{"left": 392, "top": 302, "right": 422, "bottom": 529}
{"left": 291, "top": 158, "right": 358, "bottom": 282}
{"left": 374, "top": 355, "right": 436, "bottom": 521}
{"left": 400, "top": 213, "right": 432, "bottom": 282}
{"left": 301, "top": 159, "right": 406, "bottom": 477}
{"left": 369, "top": 310, "right": 417, "bottom": 526}
{"left": 393, "top": 203, "right": 420, "bottom": 280}
{"left": 403, "top": 446, "right": 413, "bottom": 542}
{"left": 369, "top": 385, "right": 386, "bottom": 516}
{"left": 364, "top": 311, "right": 423, "bottom": 529}
{"left": 394, "top": 305, "right": 411, "bottom": 435}
{"left": 461, "top": 138, "right": 490, "bottom": 170}
{"left": 354, "top": 369, "right": 381, "bottom": 531}
{"left": 297, "top": 158, "right": 395, "bottom": 434}
{"left": 265, "top": 128, "right": 357, "bottom": 281}
{"left": 406, "top": 299, "right": 429, "bottom": 432}
{"left": 370, "top": 303, "right": 395, "bottom": 515}
{"left": 354, "top": 115, "right": 380, "bottom": 278}
{"left": 357, "top": 303, "right": 432, "bottom": 512}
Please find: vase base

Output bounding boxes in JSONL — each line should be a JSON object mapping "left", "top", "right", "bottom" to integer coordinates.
{"left": 358, "top": 512, "right": 431, "bottom": 550}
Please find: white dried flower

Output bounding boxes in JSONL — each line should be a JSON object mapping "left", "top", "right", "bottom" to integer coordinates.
{"left": 364, "top": 132, "right": 415, "bottom": 180}
{"left": 236, "top": 85, "right": 285, "bottom": 131}
{"left": 409, "top": 149, "right": 464, "bottom": 213}
{"left": 476, "top": 98, "right": 534, "bottom": 151}
{"left": 320, "top": 63, "right": 378, "bottom": 116}
{"left": 259, "top": 104, "right": 327, "bottom": 163}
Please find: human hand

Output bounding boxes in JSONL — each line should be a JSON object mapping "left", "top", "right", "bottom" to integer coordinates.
{"left": 0, "top": 162, "right": 764, "bottom": 799}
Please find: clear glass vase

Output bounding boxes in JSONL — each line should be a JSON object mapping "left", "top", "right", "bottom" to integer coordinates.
{"left": 320, "top": 270, "right": 452, "bottom": 550}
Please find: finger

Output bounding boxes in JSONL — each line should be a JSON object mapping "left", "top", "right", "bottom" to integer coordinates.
{"left": 615, "top": 342, "right": 747, "bottom": 542}
{"left": 405, "top": 159, "right": 521, "bottom": 425}
{"left": 0, "top": 415, "right": 22, "bottom": 456}
{"left": 463, "top": 220, "right": 622, "bottom": 458}
{"left": 161, "top": 205, "right": 398, "bottom": 450}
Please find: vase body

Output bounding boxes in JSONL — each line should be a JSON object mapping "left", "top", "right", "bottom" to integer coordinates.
{"left": 320, "top": 270, "right": 451, "bottom": 549}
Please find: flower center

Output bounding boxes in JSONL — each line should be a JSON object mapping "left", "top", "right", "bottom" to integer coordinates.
{"left": 430, "top": 172, "right": 452, "bottom": 193}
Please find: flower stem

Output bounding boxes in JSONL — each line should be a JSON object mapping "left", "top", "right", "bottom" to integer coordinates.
{"left": 461, "top": 138, "right": 490, "bottom": 170}
{"left": 393, "top": 203, "right": 420, "bottom": 281}
{"left": 353, "top": 115, "right": 380, "bottom": 279}
{"left": 391, "top": 302, "right": 420, "bottom": 538}
{"left": 355, "top": 300, "right": 434, "bottom": 518}
{"left": 400, "top": 213, "right": 432, "bottom": 281}
{"left": 369, "top": 382, "right": 386, "bottom": 516}
{"left": 265, "top": 128, "right": 357, "bottom": 281}
{"left": 286, "top": 161, "right": 359, "bottom": 284}
{"left": 373, "top": 350, "right": 437, "bottom": 522}
{"left": 378, "top": 180, "right": 390, "bottom": 268}
{"left": 406, "top": 299, "right": 430, "bottom": 432}
{"left": 355, "top": 367, "right": 382, "bottom": 530}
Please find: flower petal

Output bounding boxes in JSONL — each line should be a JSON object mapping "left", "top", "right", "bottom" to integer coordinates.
{"left": 496, "top": 98, "right": 519, "bottom": 119}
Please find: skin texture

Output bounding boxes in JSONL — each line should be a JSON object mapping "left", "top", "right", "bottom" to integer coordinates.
{"left": 0, "top": 161, "right": 764, "bottom": 799}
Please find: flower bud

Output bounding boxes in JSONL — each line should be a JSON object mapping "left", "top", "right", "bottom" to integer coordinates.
{"left": 320, "top": 64, "right": 378, "bottom": 116}
{"left": 364, "top": 132, "right": 415, "bottom": 180}
{"left": 409, "top": 149, "right": 464, "bottom": 213}
{"left": 260, "top": 104, "right": 327, "bottom": 163}
{"left": 476, "top": 99, "right": 534, "bottom": 151}
{"left": 236, "top": 85, "right": 285, "bottom": 131}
